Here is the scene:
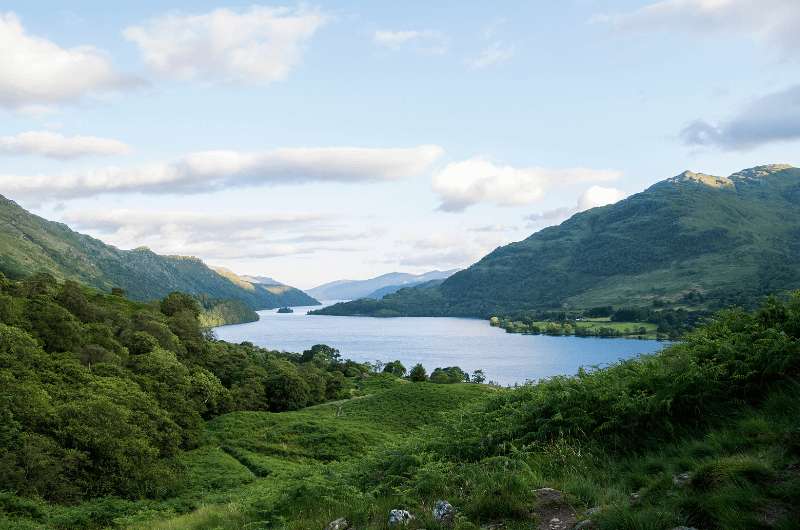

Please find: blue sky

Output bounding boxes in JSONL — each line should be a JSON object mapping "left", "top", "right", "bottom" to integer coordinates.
{"left": 1, "top": 1, "right": 799, "bottom": 288}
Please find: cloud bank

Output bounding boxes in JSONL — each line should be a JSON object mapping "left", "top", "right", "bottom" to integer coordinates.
{"left": 0, "top": 131, "right": 131, "bottom": 159}
{"left": 0, "top": 12, "right": 137, "bottom": 109}
{"left": 681, "top": 84, "right": 800, "bottom": 150}
{"left": 63, "top": 208, "right": 369, "bottom": 260}
{"left": 124, "top": 6, "right": 327, "bottom": 83}
{"left": 0, "top": 145, "right": 444, "bottom": 200}
{"left": 432, "top": 157, "right": 621, "bottom": 211}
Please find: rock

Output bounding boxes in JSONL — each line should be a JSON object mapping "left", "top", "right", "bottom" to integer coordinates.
{"left": 432, "top": 500, "right": 455, "bottom": 525}
{"left": 388, "top": 509, "right": 414, "bottom": 526}
{"left": 533, "top": 487, "right": 565, "bottom": 505}
{"left": 325, "top": 518, "right": 349, "bottom": 530}
{"left": 629, "top": 492, "right": 641, "bottom": 504}
{"left": 672, "top": 472, "right": 692, "bottom": 487}
{"left": 532, "top": 488, "right": 577, "bottom": 530}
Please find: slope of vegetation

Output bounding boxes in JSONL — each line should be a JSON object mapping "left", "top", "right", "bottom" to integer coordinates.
{"left": 3, "top": 273, "right": 799, "bottom": 529}
{"left": 0, "top": 195, "right": 319, "bottom": 311}
{"left": 315, "top": 165, "right": 800, "bottom": 320}
{"left": 0, "top": 272, "right": 365, "bottom": 511}
{"left": 197, "top": 299, "right": 259, "bottom": 328}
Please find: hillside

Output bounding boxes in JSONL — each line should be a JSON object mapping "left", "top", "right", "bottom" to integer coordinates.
{"left": 315, "top": 164, "right": 800, "bottom": 318}
{"left": 308, "top": 269, "right": 458, "bottom": 300}
{"left": 4, "top": 284, "right": 799, "bottom": 529}
{"left": 0, "top": 194, "right": 319, "bottom": 310}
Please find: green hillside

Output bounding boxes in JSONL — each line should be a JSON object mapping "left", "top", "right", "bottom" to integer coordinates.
{"left": 4, "top": 279, "right": 799, "bottom": 529}
{"left": 0, "top": 195, "right": 319, "bottom": 311}
{"left": 315, "top": 164, "right": 800, "bottom": 318}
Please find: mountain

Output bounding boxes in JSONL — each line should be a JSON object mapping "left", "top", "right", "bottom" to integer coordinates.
{"left": 0, "top": 194, "right": 319, "bottom": 309}
{"left": 313, "top": 165, "right": 800, "bottom": 318}
{"left": 307, "top": 269, "right": 459, "bottom": 300}
{"left": 241, "top": 274, "right": 283, "bottom": 285}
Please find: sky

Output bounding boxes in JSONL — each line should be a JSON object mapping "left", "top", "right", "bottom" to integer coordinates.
{"left": 1, "top": 0, "right": 799, "bottom": 289}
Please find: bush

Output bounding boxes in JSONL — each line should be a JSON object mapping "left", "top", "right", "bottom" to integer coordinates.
{"left": 409, "top": 363, "right": 428, "bottom": 382}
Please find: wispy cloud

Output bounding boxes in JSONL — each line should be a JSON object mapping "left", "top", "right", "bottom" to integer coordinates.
{"left": 0, "top": 131, "right": 131, "bottom": 159}
{"left": 681, "top": 84, "right": 800, "bottom": 150}
{"left": 596, "top": 0, "right": 800, "bottom": 59}
{"left": 432, "top": 157, "right": 621, "bottom": 212}
{"left": 0, "top": 12, "right": 140, "bottom": 110}
{"left": 124, "top": 6, "right": 327, "bottom": 84}
{"left": 0, "top": 145, "right": 444, "bottom": 200}
{"left": 467, "top": 41, "right": 515, "bottom": 69}
{"left": 373, "top": 29, "right": 447, "bottom": 54}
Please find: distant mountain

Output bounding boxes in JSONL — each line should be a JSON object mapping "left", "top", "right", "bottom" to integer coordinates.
{"left": 240, "top": 275, "right": 282, "bottom": 285}
{"left": 307, "top": 269, "right": 459, "bottom": 301}
{"left": 313, "top": 165, "right": 800, "bottom": 318}
{"left": 0, "top": 194, "right": 319, "bottom": 310}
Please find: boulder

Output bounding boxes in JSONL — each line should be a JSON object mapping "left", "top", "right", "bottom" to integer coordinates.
{"left": 325, "top": 518, "right": 349, "bottom": 530}
{"left": 672, "top": 472, "right": 692, "bottom": 487}
{"left": 388, "top": 509, "right": 414, "bottom": 526}
{"left": 533, "top": 487, "right": 565, "bottom": 505}
{"left": 432, "top": 500, "right": 455, "bottom": 525}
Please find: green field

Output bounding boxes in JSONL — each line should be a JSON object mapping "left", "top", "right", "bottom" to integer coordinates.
{"left": 491, "top": 316, "right": 661, "bottom": 339}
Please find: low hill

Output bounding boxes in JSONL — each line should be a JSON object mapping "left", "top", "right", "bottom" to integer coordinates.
{"left": 0, "top": 194, "right": 319, "bottom": 310}
{"left": 314, "top": 165, "right": 800, "bottom": 318}
{"left": 308, "top": 269, "right": 458, "bottom": 301}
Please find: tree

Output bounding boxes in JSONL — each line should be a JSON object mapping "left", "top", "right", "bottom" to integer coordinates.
{"left": 471, "top": 369, "right": 486, "bottom": 384}
{"left": 430, "top": 366, "right": 467, "bottom": 384}
{"left": 383, "top": 360, "right": 407, "bottom": 377}
{"left": 160, "top": 292, "right": 200, "bottom": 317}
{"left": 300, "top": 344, "right": 341, "bottom": 365}
{"left": 409, "top": 363, "right": 427, "bottom": 382}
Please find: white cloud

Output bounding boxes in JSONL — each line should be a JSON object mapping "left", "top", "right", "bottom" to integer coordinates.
{"left": 0, "top": 131, "right": 131, "bottom": 159}
{"left": 432, "top": 157, "right": 620, "bottom": 211}
{"left": 681, "top": 84, "right": 800, "bottom": 149}
{"left": 467, "top": 41, "right": 515, "bottom": 69}
{"left": 577, "top": 185, "right": 627, "bottom": 211}
{"left": 124, "top": 6, "right": 327, "bottom": 83}
{"left": 597, "top": 0, "right": 800, "bottom": 58}
{"left": 373, "top": 30, "right": 447, "bottom": 54}
{"left": 0, "top": 12, "right": 137, "bottom": 109}
{"left": 527, "top": 186, "right": 628, "bottom": 227}
{"left": 0, "top": 145, "right": 443, "bottom": 200}
{"left": 62, "top": 208, "right": 370, "bottom": 260}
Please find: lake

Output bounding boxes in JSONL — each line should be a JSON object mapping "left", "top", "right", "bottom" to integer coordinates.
{"left": 214, "top": 303, "right": 668, "bottom": 386}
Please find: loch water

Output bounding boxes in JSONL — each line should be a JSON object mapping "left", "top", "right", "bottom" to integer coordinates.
{"left": 214, "top": 303, "right": 667, "bottom": 386}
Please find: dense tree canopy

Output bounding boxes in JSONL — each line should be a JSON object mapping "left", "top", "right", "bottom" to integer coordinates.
{"left": 0, "top": 273, "right": 369, "bottom": 503}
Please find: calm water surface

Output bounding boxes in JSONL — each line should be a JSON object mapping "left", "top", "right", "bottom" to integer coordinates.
{"left": 214, "top": 302, "right": 667, "bottom": 386}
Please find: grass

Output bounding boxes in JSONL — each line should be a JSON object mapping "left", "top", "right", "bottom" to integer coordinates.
{"left": 3, "top": 379, "right": 798, "bottom": 530}
{"left": 494, "top": 317, "right": 660, "bottom": 339}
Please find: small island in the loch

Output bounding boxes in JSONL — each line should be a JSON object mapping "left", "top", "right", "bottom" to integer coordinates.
{"left": 277, "top": 306, "right": 294, "bottom": 313}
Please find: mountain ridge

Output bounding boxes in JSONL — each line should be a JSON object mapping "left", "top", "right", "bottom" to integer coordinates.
{"left": 0, "top": 194, "right": 319, "bottom": 310}
{"left": 313, "top": 164, "right": 800, "bottom": 318}
{"left": 307, "top": 269, "right": 459, "bottom": 300}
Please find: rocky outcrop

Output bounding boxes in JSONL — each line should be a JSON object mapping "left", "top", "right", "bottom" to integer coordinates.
{"left": 388, "top": 509, "right": 414, "bottom": 526}
{"left": 432, "top": 500, "right": 455, "bottom": 525}
{"left": 324, "top": 518, "right": 349, "bottom": 530}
